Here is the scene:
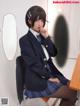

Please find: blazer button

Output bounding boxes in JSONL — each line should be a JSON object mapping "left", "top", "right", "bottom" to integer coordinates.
{"left": 46, "top": 45, "right": 48, "bottom": 48}
{"left": 44, "top": 58, "right": 47, "bottom": 61}
{"left": 44, "top": 65, "right": 47, "bottom": 68}
{"left": 41, "top": 76, "right": 45, "bottom": 79}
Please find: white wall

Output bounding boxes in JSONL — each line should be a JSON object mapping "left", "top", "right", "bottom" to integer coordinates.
{"left": 48, "top": 1, "right": 80, "bottom": 79}
{"left": 0, "top": 0, "right": 47, "bottom": 106}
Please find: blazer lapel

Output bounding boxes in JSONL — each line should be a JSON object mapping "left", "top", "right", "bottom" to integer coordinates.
{"left": 27, "top": 31, "right": 46, "bottom": 58}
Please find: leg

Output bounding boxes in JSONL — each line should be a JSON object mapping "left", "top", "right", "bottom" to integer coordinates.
{"left": 47, "top": 85, "right": 77, "bottom": 106}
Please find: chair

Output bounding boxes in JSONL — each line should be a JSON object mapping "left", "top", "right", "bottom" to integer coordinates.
{"left": 16, "top": 56, "right": 25, "bottom": 104}
{"left": 16, "top": 56, "right": 60, "bottom": 106}
{"left": 16, "top": 56, "right": 50, "bottom": 103}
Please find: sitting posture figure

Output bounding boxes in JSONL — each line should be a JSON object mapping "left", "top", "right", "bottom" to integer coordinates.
{"left": 19, "top": 5, "right": 77, "bottom": 106}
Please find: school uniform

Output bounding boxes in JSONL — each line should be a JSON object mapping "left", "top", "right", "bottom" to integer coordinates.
{"left": 19, "top": 29, "right": 68, "bottom": 98}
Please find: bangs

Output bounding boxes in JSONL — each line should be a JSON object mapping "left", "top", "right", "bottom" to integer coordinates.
{"left": 36, "top": 15, "right": 45, "bottom": 21}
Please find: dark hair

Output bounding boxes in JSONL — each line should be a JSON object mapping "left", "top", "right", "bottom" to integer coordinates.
{"left": 25, "top": 6, "right": 46, "bottom": 28}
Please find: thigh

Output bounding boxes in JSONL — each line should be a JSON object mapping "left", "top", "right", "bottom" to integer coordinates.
{"left": 47, "top": 85, "right": 77, "bottom": 99}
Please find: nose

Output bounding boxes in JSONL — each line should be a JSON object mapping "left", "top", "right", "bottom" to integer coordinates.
{"left": 38, "top": 20, "right": 43, "bottom": 27}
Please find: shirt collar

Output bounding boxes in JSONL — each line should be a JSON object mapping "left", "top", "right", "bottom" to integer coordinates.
{"left": 30, "top": 28, "right": 39, "bottom": 38}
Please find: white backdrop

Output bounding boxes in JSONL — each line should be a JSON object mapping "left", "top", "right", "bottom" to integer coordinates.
{"left": 0, "top": 0, "right": 47, "bottom": 106}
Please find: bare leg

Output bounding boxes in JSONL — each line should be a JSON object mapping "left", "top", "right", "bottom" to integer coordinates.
{"left": 47, "top": 85, "right": 77, "bottom": 106}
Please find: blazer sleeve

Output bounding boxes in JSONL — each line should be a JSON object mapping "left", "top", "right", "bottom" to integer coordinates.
{"left": 42, "top": 36, "right": 57, "bottom": 57}
{"left": 19, "top": 38, "right": 52, "bottom": 79}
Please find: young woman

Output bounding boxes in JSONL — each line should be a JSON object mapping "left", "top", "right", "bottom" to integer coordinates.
{"left": 19, "top": 5, "right": 77, "bottom": 106}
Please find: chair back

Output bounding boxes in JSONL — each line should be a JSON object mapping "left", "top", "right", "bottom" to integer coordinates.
{"left": 16, "top": 56, "right": 25, "bottom": 104}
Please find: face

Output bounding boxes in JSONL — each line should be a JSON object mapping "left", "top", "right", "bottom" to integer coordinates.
{"left": 31, "top": 19, "right": 44, "bottom": 33}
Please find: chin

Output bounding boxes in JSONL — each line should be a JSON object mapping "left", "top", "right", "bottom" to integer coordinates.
{"left": 35, "top": 29, "right": 40, "bottom": 33}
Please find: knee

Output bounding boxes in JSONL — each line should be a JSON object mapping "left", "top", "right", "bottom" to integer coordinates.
{"left": 69, "top": 90, "right": 77, "bottom": 104}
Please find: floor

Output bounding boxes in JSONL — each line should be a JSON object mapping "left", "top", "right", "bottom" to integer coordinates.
{"left": 21, "top": 98, "right": 62, "bottom": 106}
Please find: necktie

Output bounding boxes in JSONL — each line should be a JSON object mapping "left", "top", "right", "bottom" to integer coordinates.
{"left": 37, "top": 35, "right": 41, "bottom": 43}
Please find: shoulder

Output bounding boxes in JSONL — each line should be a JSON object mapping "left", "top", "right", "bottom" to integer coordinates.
{"left": 19, "top": 34, "right": 27, "bottom": 42}
{"left": 19, "top": 31, "right": 32, "bottom": 47}
{"left": 19, "top": 30, "right": 32, "bottom": 42}
{"left": 19, "top": 31, "right": 30, "bottom": 44}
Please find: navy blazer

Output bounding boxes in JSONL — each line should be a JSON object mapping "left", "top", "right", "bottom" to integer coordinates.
{"left": 19, "top": 30, "right": 68, "bottom": 91}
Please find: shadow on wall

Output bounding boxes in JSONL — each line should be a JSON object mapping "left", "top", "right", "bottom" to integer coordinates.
{"left": 54, "top": 15, "right": 69, "bottom": 67}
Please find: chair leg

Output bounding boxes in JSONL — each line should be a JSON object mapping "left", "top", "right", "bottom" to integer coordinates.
{"left": 46, "top": 98, "right": 61, "bottom": 106}
{"left": 51, "top": 98, "right": 60, "bottom": 106}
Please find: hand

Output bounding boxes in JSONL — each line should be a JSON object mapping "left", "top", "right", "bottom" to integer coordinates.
{"left": 40, "top": 28, "right": 49, "bottom": 38}
{"left": 48, "top": 78, "right": 60, "bottom": 83}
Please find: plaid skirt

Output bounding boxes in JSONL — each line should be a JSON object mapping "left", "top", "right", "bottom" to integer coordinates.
{"left": 23, "top": 81, "right": 63, "bottom": 98}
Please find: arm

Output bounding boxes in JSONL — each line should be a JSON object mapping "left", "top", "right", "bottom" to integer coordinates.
{"left": 40, "top": 28, "right": 68, "bottom": 85}
{"left": 40, "top": 28, "right": 57, "bottom": 57}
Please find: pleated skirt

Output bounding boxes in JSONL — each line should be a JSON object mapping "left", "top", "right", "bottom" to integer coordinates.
{"left": 23, "top": 81, "right": 63, "bottom": 98}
